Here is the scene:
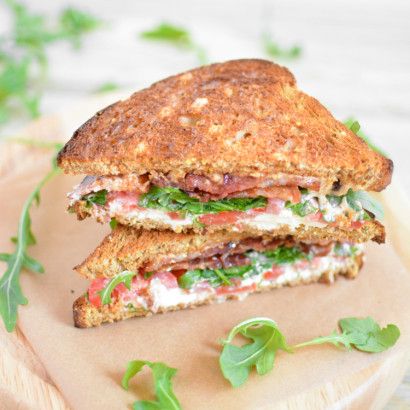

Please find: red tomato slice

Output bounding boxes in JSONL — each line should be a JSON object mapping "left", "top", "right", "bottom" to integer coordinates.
{"left": 308, "top": 211, "right": 324, "bottom": 222}
{"left": 88, "top": 278, "right": 109, "bottom": 308}
{"left": 109, "top": 191, "right": 142, "bottom": 212}
{"left": 216, "top": 283, "right": 257, "bottom": 296}
{"left": 351, "top": 220, "right": 364, "bottom": 229}
{"left": 150, "top": 271, "right": 179, "bottom": 288}
{"left": 113, "top": 275, "right": 149, "bottom": 303}
{"left": 263, "top": 266, "right": 284, "bottom": 280}
{"left": 198, "top": 211, "right": 244, "bottom": 226}
{"left": 167, "top": 211, "right": 185, "bottom": 220}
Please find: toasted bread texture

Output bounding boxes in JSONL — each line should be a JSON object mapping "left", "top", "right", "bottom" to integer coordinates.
{"left": 75, "top": 224, "right": 380, "bottom": 280}
{"left": 58, "top": 59, "right": 392, "bottom": 193}
{"left": 73, "top": 252, "right": 363, "bottom": 328}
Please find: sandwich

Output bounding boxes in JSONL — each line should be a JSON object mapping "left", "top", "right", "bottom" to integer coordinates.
{"left": 73, "top": 226, "right": 364, "bottom": 328}
{"left": 56, "top": 59, "right": 392, "bottom": 328}
{"left": 57, "top": 59, "right": 391, "bottom": 242}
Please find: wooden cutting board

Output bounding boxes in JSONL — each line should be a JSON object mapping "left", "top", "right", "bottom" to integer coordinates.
{"left": 1, "top": 104, "right": 410, "bottom": 410}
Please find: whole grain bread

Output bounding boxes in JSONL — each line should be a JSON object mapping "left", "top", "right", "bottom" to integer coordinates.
{"left": 58, "top": 59, "right": 392, "bottom": 194}
{"left": 73, "top": 252, "right": 363, "bottom": 328}
{"left": 75, "top": 224, "right": 380, "bottom": 280}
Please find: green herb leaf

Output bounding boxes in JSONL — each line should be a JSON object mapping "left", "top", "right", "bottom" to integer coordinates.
{"left": 140, "top": 186, "right": 267, "bottom": 216}
{"left": 338, "top": 317, "right": 400, "bottom": 353}
{"left": 140, "top": 22, "right": 207, "bottom": 65}
{"left": 293, "top": 317, "right": 400, "bottom": 352}
{"left": 0, "top": 151, "right": 60, "bottom": 332}
{"left": 98, "top": 271, "right": 136, "bottom": 305}
{"left": 344, "top": 118, "right": 386, "bottom": 156}
{"left": 109, "top": 218, "right": 118, "bottom": 230}
{"left": 285, "top": 200, "right": 317, "bottom": 217}
{"left": 346, "top": 189, "right": 384, "bottom": 219}
{"left": 94, "top": 82, "right": 120, "bottom": 94}
{"left": 122, "top": 360, "right": 182, "bottom": 410}
{"left": 262, "top": 33, "right": 302, "bottom": 60}
{"left": 219, "top": 317, "right": 292, "bottom": 387}
{"left": 262, "top": 246, "right": 307, "bottom": 265}
{"left": 82, "top": 189, "right": 108, "bottom": 207}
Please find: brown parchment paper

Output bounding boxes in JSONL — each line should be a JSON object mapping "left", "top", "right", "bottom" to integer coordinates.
{"left": 1, "top": 154, "right": 410, "bottom": 410}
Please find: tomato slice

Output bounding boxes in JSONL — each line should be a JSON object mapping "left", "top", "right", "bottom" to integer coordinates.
{"left": 263, "top": 266, "right": 284, "bottom": 280}
{"left": 351, "top": 220, "right": 364, "bottom": 229}
{"left": 198, "top": 211, "right": 244, "bottom": 226}
{"left": 308, "top": 211, "right": 324, "bottom": 222}
{"left": 88, "top": 278, "right": 109, "bottom": 308}
{"left": 109, "top": 191, "right": 142, "bottom": 212}
{"left": 167, "top": 211, "right": 185, "bottom": 220}
{"left": 150, "top": 271, "right": 179, "bottom": 288}
{"left": 216, "top": 283, "right": 257, "bottom": 296}
{"left": 265, "top": 198, "right": 285, "bottom": 214}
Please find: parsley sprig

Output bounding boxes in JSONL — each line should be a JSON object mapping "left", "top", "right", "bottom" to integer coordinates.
{"left": 219, "top": 317, "right": 400, "bottom": 387}
{"left": 122, "top": 360, "right": 182, "bottom": 410}
{"left": 0, "top": 145, "right": 61, "bottom": 332}
{"left": 140, "top": 22, "right": 207, "bottom": 65}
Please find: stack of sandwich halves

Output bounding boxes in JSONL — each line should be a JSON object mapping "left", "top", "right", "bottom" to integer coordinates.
{"left": 57, "top": 59, "right": 392, "bottom": 328}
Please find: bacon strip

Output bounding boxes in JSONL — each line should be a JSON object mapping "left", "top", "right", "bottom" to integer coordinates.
{"left": 144, "top": 238, "right": 333, "bottom": 272}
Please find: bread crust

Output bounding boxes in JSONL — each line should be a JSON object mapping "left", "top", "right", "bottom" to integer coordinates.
{"left": 75, "top": 224, "right": 381, "bottom": 280}
{"left": 58, "top": 59, "right": 392, "bottom": 193}
{"left": 73, "top": 253, "right": 363, "bottom": 328}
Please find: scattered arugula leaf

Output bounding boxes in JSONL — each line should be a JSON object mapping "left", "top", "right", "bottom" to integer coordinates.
{"left": 82, "top": 189, "right": 107, "bottom": 207}
{"left": 344, "top": 118, "right": 386, "bottom": 156}
{"left": 220, "top": 316, "right": 400, "bottom": 387}
{"left": 140, "top": 22, "right": 207, "bottom": 65}
{"left": 94, "top": 82, "right": 120, "bottom": 94}
{"left": 122, "top": 360, "right": 182, "bottom": 410}
{"left": 220, "top": 317, "right": 291, "bottom": 387}
{"left": 0, "top": 0, "right": 102, "bottom": 125}
{"left": 98, "top": 271, "right": 136, "bottom": 305}
{"left": 293, "top": 317, "right": 400, "bottom": 352}
{"left": 262, "top": 33, "right": 302, "bottom": 60}
{"left": 0, "top": 149, "right": 61, "bottom": 332}
{"left": 140, "top": 186, "right": 267, "bottom": 215}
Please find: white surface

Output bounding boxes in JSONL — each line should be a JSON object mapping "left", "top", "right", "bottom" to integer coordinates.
{"left": 1, "top": 0, "right": 410, "bottom": 407}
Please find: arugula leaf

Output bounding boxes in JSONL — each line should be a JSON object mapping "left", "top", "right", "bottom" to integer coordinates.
{"left": 339, "top": 317, "right": 400, "bottom": 353}
{"left": 139, "top": 186, "right": 267, "bottom": 215}
{"left": 98, "top": 271, "right": 136, "bottom": 305}
{"left": 0, "top": 0, "right": 102, "bottom": 126}
{"left": 346, "top": 189, "right": 384, "bottom": 219}
{"left": 58, "top": 8, "right": 102, "bottom": 48}
{"left": 220, "top": 316, "right": 400, "bottom": 387}
{"left": 0, "top": 152, "right": 60, "bottom": 332}
{"left": 219, "top": 317, "right": 292, "bottom": 387}
{"left": 109, "top": 218, "right": 118, "bottom": 230}
{"left": 285, "top": 200, "right": 317, "bottom": 217}
{"left": 82, "top": 189, "right": 108, "bottom": 207}
{"left": 262, "top": 246, "right": 307, "bottom": 265}
{"left": 94, "top": 82, "right": 120, "bottom": 94}
{"left": 344, "top": 118, "right": 386, "bottom": 156}
{"left": 262, "top": 33, "right": 302, "bottom": 60}
{"left": 122, "top": 360, "right": 182, "bottom": 410}
{"left": 140, "top": 22, "right": 207, "bottom": 65}
{"left": 293, "top": 317, "right": 400, "bottom": 353}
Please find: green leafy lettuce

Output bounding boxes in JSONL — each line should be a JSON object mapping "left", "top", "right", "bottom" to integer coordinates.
{"left": 219, "top": 317, "right": 400, "bottom": 387}
{"left": 98, "top": 271, "right": 135, "bottom": 305}
{"left": 139, "top": 186, "right": 267, "bottom": 215}
{"left": 122, "top": 360, "right": 182, "bottom": 410}
{"left": 178, "top": 246, "right": 307, "bottom": 290}
{"left": 82, "top": 189, "right": 108, "bottom": 207}
{"left": 285, "top": 199, "right": 317, "bottom": 217}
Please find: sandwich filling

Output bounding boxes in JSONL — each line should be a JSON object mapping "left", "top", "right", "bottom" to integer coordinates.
{"left": 86, "top": 241, "right": 362, "bottom": 313}
{"left": 68, "top": 173, "right": 382, "bottom": 232}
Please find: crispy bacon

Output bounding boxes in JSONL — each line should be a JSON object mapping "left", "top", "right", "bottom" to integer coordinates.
{"left": 144, "top": 237, "right": 334, "bottom": 273}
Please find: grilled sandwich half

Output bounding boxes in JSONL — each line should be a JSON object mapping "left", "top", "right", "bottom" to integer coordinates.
{"left": 58, "top": 59, "right": 391, "bottom": 241}
{"left": 73, "top": 226, "right": 364, "bottom": 328}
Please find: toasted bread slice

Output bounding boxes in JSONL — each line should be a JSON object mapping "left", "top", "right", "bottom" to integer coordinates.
{"left": 75, "top": 224, "right": 380, "bottom": 280}
{"left": 58, "top": 59, "right": 392, "bottom": 193}
{"left": 73, "top": 252, "right": 363, "bottom": 328}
